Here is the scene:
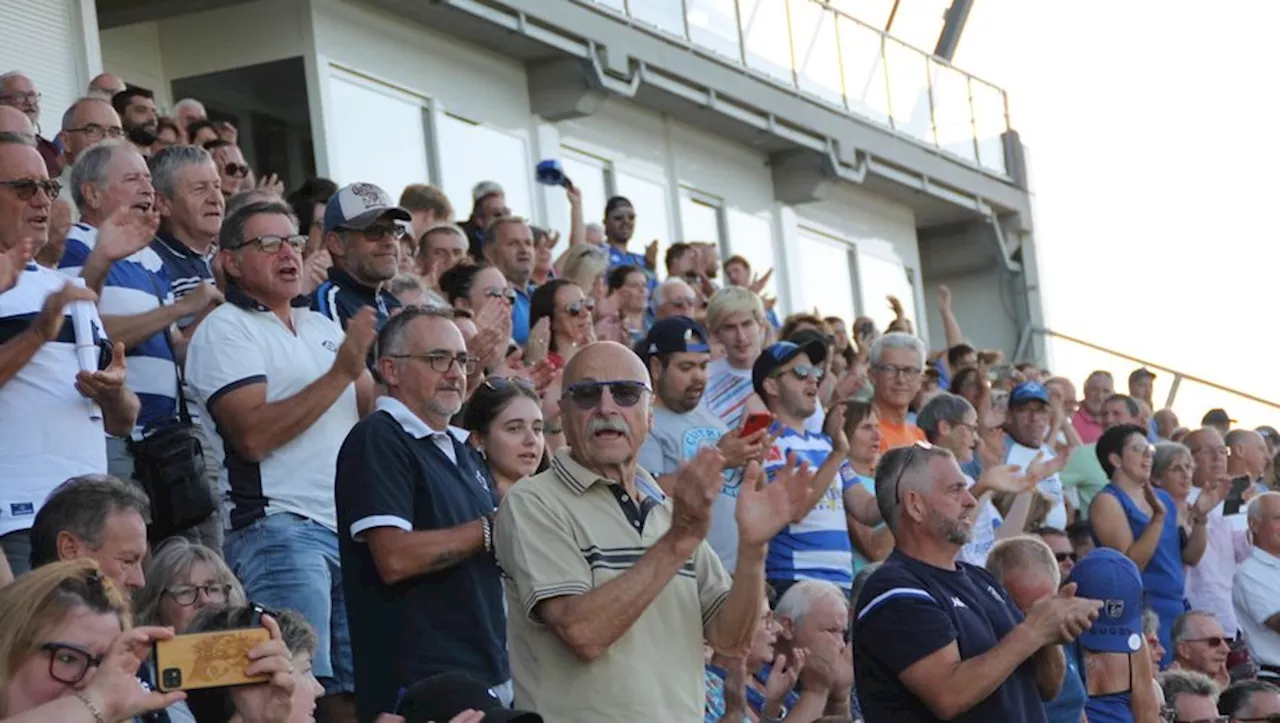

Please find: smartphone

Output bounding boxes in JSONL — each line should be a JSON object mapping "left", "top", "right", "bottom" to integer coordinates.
{"left": 741, "top": 413, "right": 773, "bottom": 437}
{"left": 1223, "top": 476, "right": 1252, "bottom": 516}
{"left": 153, "top": 627, "right": 271, "bottom": 692}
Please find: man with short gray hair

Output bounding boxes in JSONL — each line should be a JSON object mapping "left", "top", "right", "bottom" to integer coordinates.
{"left": 852, "top": 443, "right": 1101, "bottom": 721}
{"left": 654, "top": 277, "right": 698, "bottom": 320}
{"left": 1159, "top": 669, "right": 1221, "bottom": 722}
{"left": 867, "top": 332, "right": 927, "bottom": 451}
{"left": 1169, "top": 611, "right": 1231, "bottom": 688}
{"left": 773, "top": 579, "right": 856, "bottom": 718}
{"left": 28, "top": 473, "right": 150, "bottom": 591}
{"left": 1234, "top": 492, "right": 1280, "bottom": 682}
{"left": 172, "top": 98, "right": 207, "bottom": 136}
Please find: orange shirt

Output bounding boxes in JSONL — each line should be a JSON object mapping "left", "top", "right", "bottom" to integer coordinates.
{"left": 878, "top": 416, "right": 927, "bottom": 453}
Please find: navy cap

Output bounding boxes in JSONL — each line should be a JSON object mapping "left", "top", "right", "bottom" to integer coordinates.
{"left": 1008, "top": 380, "right": 1050, "bottom": 408}
{"left": 1202, "top": 408, "right": 1235, "bottom": 426}
{"left": 752, "top": 340, "right": 825, "bottom": 399}
{"left": 643, "top": 316, "right": 710, "bottom": 358}
{"left": 322, "top": 182, "right": 411, "bottom": 235}
{"left": 1066, "top": 548, "right": 1144, "bottom": 654}
{"left": 398, "top": 673, "right": 542, "bottom": 723}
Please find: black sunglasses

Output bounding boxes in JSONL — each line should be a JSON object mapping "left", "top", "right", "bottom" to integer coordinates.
{"left": 0, "top": 178, "right": 61, "bottom": 201}
{"left": 354, "top": 224, "right": 409, "bottom": 242}
{"left": 1054, "top": 551, "right": 1078, "bottom": 564}
{"left": 224, "top": 163, "right": 250, "bottom": 178}
{"left": 562, "top": 380, "right": 650, "bottom": 409}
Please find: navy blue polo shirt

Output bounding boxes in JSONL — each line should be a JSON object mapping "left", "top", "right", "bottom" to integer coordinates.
{"left": 150, "top": 232, "right": 215, "bottom": 331}
{"left": 311, "top": 266, "right": 400, "bottom": 331}
{"left": 335, "top": 396, "right": 508, "bottom": 723}
{"left": 852, "top": 549, "right": 1047, "bottom": 723}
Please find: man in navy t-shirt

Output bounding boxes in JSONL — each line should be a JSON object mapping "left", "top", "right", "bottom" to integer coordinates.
{"left": 852, "top": 443, "right": 1102, "bottom": 722}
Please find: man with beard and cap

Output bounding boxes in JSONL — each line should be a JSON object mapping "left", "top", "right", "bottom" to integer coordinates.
{"left": 336, "top": 306, "right": 510, "bottom": 723}
{"left": 852, "top": 443, "right": 1101, "bottom": 722}
{"left": 111, "top": 87, "right": 160, "bottom": 157}
{"left": 311, "top": 182, "right": 411, "bottom": 333}
{"left": 0, "top": 72, "right": 59, "bottom": 175}
{"left": 635, "top": 316, "right": 771, "bottom": 571}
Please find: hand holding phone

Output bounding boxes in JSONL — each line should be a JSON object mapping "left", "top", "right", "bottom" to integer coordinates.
{"left": 153, "top": 626, "right": 271, "bottom": 692}
{"left": 741, "top": 413, "right": 773, "bottom": 437}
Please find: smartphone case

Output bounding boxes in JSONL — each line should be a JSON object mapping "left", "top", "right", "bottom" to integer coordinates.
{"left": 153, "top": 628, "right": 271, "bottom": 692}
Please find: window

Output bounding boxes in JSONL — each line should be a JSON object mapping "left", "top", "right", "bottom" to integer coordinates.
{"left": 326, "top": 72, "right": 429, "bottom": 199}
{"left": 679, "top": 193, "right": 722, "bottom": 246}
{"left": 629, "top": 0, "right": 685, "bottom": 36}
{"left": 788, "top": 0, "right": 844, "bottom": 106}
{"left": 560, "top": 148, "right": 612, "bottom": 231}
{"left": 739, "top": 0, "right": 794, "bottom": 84}
{"left": 796, "top": 229, "right": 856, "bottom": 327}
{"left": 726, "top": 208, "right": 776, "bottom": 295}
{"left": 614, "top": 171, "right": 671, "bottom": 268}
{"left": 857, "top": 251, "right": 917, "bottom": 331}
{"left": 437, "top": 114, "right": 533, "bottom": 222}
{"left": 687, "top": 0, "right": 742, "bottom": 60}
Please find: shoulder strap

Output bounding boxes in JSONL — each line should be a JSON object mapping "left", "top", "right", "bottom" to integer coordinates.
{"left": 144, "top": 271, "right": 191, "bottom": 425}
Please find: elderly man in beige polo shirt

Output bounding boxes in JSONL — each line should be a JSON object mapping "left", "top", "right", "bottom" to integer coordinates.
{"left": 496, "top": 340, "right": 815, "bottom": 722}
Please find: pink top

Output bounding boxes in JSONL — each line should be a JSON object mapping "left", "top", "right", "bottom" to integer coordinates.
{"left": 1072, "top": 407, "right": 1105, "bottom": 444}
{"left": 1185, "top": 490, "right": 1252, "bottom": 637}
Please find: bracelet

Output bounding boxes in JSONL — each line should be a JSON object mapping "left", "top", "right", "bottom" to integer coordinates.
{"left": 74, "top": 692, "right": 106, "bottom": 723}
{"left": 481, "top": 514, "right": 492, "bottom": 553}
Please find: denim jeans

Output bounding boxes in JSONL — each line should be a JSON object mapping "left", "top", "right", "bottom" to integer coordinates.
{"left": 223, "top": 512, "right": 353, "bottom": 694}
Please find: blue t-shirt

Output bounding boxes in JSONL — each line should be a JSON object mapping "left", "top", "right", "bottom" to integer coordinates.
{"left": 852, "top": 549, "right": 1048, "bottom": 723}
{"left": 765, "top": 425, "right": 858, "bottom": 590}
{"left": 1043, "top": 646, "right": 1087, "bottom": 723}
{"left": 849, "top": 474, "right": 882, "bottom": 575}
{"left": 510, "top": 283, "right": 534, "bottom": 345}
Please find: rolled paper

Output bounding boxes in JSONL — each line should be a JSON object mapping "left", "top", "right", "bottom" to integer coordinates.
{"left": 68, "top": 278, "right": 103, "bottom": 421}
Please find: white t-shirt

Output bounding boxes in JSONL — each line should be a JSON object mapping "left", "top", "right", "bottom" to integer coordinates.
{"left": 185, "top": 298, "right": 358, "bottom": 533}
{"left": 0, "top": 265, "right": 109, "bottom": 535}
{"left": 957, "top": 474, "right": 1004, "bottom": 566}
{"left": 1005, "top": 441, "right": 1067, "bottom": 529}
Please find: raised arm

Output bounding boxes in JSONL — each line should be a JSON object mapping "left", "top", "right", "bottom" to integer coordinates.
{"left": 937, "top": 285, "right": 965, "bottom": 351}
{"left": 566, "top": 184, "right": 586, "bottom": 248}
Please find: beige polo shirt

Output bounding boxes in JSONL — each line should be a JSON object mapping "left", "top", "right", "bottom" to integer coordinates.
{"left": 495, "top": 447, "right": 732, "bottom": 722}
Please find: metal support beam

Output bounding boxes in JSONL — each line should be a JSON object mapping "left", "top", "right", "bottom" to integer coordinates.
{"left": 934, "top": 0, "right": 973, "bottom": 61}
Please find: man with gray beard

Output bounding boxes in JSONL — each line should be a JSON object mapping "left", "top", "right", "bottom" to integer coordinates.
{"left": 334, "top": 306, "right": 509, "bottom": 723}
{"left": 851, "top": 443, "right": 1102, "bottom": 722}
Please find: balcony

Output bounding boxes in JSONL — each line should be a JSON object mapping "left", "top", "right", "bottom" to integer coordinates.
{"left": 579, "top": 0, "right": 1011, "bottom": 177}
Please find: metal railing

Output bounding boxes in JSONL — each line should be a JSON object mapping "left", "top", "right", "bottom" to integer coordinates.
{"left": 579, "top": 0, "right": 1012, "bottom": 176}
{"left": 1025, "top": 327, "right": 1280, "bottom": 427}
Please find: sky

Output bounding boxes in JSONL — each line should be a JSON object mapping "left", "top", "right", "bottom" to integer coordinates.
{"left": 952, "top": 1, "right": 1280, "bottom": 427}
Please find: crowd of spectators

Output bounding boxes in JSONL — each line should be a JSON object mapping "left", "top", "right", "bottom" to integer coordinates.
{"left": 2, "top": 67, "right": 1280, "bottom": 723}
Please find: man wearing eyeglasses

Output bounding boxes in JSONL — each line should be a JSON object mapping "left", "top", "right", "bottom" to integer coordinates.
{"left": 496, "top": 340, "right": 819, "bottom": 721}
{"left": 336, "top": 306, "right": 508, "bottom": 723}
{"left": 0, "top": 71, "right": 59, "bottom": 176}
{"left": 311, "top": 182, "right": 410, "bottom": 340}
{"left": 0, "top": 137, "right": 138, "bottom": 577}
{"left": 1169, "top": 612, "right": 1232, "bottom": 689}
{"left": 867, "top": 332, "right": 929, "bottom": 453}
{"left": 1184, "top": 427, "right": 1249, "bottom": 645}
{"left": 53, "top": 97, "right": 123, "bottom": 220}
{"left": 185, "top": 199, "right": 377, "bottom": 723}
{"left": 654, "top": 277, "right": 698, "bottom": 321}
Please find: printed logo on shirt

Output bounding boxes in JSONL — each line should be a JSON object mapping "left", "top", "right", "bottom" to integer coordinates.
{"left": 322, "top": 340, "right": 338, "bottom": 352}
{"left": 9, "top": 502, "right": 33, "bottom": 517}
{"left": 951, "top": 597, "right": 968, "bottom": 609}
{"left": 682, "top": 427, "right": 739, "bottom": 493}
{"left": 986, "top": 585, "right": 1005, "bottom": 604}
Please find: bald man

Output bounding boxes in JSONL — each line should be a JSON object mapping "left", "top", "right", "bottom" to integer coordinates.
{"left": 1184, "top": 427, "right": 1251, "bottom": 640}
{"left": 0, "top": 105, "right": 34, "bottom": 142}
{"left": 0, "top": 72, "right": 58, "bottom": 175}
{"left": 1234, "top": 493, "right": 1280, "bottom": 683}
{"left": 495, "top": 340, "right": 817, "bottom": 722}
{"left": 87, "top": 73, "right": 127, "bottom": 100}
{"left": 1226, "top": 429, "right": 1269, "bottom": 492}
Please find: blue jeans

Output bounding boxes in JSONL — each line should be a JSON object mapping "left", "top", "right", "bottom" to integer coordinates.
{"left": 224, "top": 512, "right": 353, "bottom": 694}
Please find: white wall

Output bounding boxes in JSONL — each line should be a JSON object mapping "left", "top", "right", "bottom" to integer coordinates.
{"left": 1, "top": 0, "right": 98, "bottom": 137}
{"left": 100, "top": 22, "right": 170, "bottom": 109}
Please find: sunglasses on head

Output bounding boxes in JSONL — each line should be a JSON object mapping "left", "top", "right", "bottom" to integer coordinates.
{"left": 0, "top": 178, "right": 61, "bottom": 201}
{"left": 224, "top": 163, "right": 250, "bottom": 178}
{"left": 562, "top": 380, "right": 650, "bottom": 409}
{"left": 565, "top": 298, "right": 596, "bottom": 317}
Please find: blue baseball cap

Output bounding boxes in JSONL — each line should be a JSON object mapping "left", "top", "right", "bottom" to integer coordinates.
{"left": 1066, "top": 548, "right": 1144, "bottom": 654}
{"left": 752, "top": 340, "right": 826, "bottom": 399}
{"left": 1008, "top": 380, "right": 1050, "bottom": 408}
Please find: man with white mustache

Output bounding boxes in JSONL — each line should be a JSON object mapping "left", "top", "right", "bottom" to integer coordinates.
{"left": 335, "top": 306, "right": 514, "bottom": 723}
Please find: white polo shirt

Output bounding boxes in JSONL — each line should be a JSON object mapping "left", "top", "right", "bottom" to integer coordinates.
{"left": 1233, "top": 546, "right": 1280, "bottom": 667}
{"left": 0, "top": 264, "right": 109, "bottom": 535}
{"left": 185, "top": 284, "right": 358, "bottom": 533}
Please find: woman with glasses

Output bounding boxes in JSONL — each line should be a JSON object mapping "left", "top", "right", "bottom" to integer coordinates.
{"left": 462, "top": 376, "right": 548, "bottom": 500}
{"left": 1091, "top": 424, "right": 1210, "bottom": 667}
{"left": 0, "top": 559, "right": 185, "bottom": 722}
{"left": 529, "top": 279, "right": 594, "bottom": 368}
{"left": 439, "top": 262, "right": 516, "bottom": 316}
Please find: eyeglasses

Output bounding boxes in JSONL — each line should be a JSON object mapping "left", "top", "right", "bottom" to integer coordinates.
{"left": 166, "top": 582, "right": 234, "bottom": 607}
{"left": 484, "top": 287, "right": 518, "bottom": 303}
{"left": 389, "top": 351, "right": 479, "bottom": 375}
{"left": 889, "top": 440, "right": 934, "bottom": 504}
{"left": 1184, "top": 636, "right": 1231, "bottom": 648}
{"left": 40, "top": 642, "right": 103, "bottom": 685}
{"left": 565, "top": 299, "right": 596, "bottom": 317}
{"left": 1193, "top": 445, "right": 1230, "bottom": 458}
{"left": 65, "top": 124, "right": 125, "bottom": 141}
{"left": 1125, "top": 443, "right": 1156, "bottom": 456}
{"left": 483, "top": 376, "right": 535, "bottom": 393}
{"left": 0, "top": 179, "right": 61, "bottom": 201}
{"left": 873, "top": 363, "right": 923, "bottom": 380}
{"left": 1054, "top": 551, "right": 1078, "bottom": 564}
{"left": 772, "top": 363, "right": 824, "bottom": 383}
{"left": 1236, "top": 715, "right": 1280, "bottom": 722}
{"left": 0, "top": 91, "right": 40, "bottom": 105}
{"left": 233, "top": 234, "right": 307, "bottom": 254}
{"left": 354, "top": 224, "right": 409, "bottom": 243}
{"left": 224, "top": 163, "right": 250, "bottom": 179}
{"left": 562, "top": 380, "right": 650, "bottom": 409}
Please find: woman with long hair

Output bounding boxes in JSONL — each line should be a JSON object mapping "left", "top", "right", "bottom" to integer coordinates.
{"left": 462, "top": 377, "right": 549, "bottom": 499}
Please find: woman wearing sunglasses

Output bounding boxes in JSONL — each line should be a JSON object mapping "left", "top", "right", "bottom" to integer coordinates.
{"left": 462, "top": 376, "right": 548, "bottom": 500}
{"left": 0, "top": 559, "right": 186, "bottom": 722}
{"left": 529, "top": 279, "right": 595, "bottom": 369}
{"left": 439, "top": 263, "right": 516, "bottom": 315}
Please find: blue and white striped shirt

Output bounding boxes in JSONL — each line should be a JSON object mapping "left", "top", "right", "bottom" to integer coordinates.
{"left": 61, "top": 223, "right": 178, "bottom": 437}
{"left": 701, "top": 358, "right": 754, "bottom": 431}
{"left": 764, "top": 425, "right": 858, "bottom": 590}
